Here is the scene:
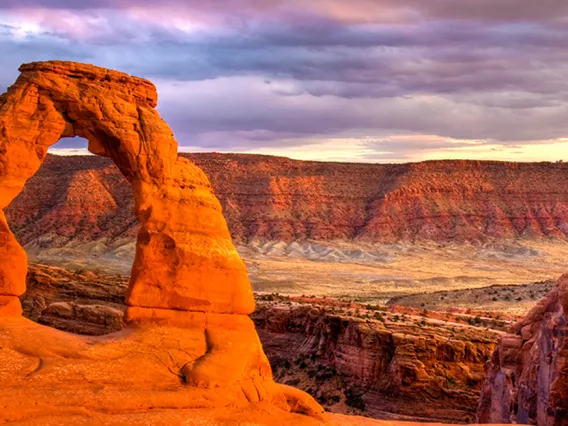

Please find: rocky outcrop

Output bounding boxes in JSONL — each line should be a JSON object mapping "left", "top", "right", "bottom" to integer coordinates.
{"left": 6, "top": 154, "right": 568, "bottom": 247}
{"left": 22, "top": 264, "right": 127, "bottom": 335}
{"left": 252, "top": 302, "right": 500, "bottom": 423}
{"left": 0, "top": 61, "right": 322, "bottom": 423}
{"left": 477, "top": 276, "right": 568, "bottom": 425}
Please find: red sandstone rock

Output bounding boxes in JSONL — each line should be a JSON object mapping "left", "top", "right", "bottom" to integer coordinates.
{"left": 252, "top": 303, "right": 500, "bottom": 423}
{"left": 0, "top": 61, "right": 254, "bottom": 315}
{"left": 20, "top": 263, "right": 509, "bottom": 423}
{"left": 7, "top": 154, "right": 568, "bottom": 247}
{"left": 0, "top": 61, "right": 322, "bottom": 421}
{"left": 477, "top": 276, "right": 568, "bottom": 425}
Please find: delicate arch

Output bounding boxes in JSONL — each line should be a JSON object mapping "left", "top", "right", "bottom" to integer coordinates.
{"left": 0, "top": 61, "right": 254, "bottom": 319}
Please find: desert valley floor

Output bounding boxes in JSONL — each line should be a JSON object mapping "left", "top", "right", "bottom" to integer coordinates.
{"left": 27, "top": 238, "right": 566, "bottom": 315}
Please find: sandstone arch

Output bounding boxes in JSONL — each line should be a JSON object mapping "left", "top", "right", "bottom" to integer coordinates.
{"left": 0, "top": 61, "right": 323, "bottom": 421}
{"left": 0, "top": 61, "right": 254, "bottom": 318}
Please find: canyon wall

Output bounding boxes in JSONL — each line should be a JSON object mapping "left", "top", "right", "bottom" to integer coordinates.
{"left": 477, "top": 276, "right": 568, "bottom": 425}
{"left": 6, "top": 153, "right": 568, "bottom": 246}
{"left": 252, "top": 302, "right": 499, "bottom": 423}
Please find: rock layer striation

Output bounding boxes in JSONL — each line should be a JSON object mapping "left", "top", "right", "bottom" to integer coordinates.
{"left": 252, "top": 302, "right": 500, "bottom": 423}
{"left": 7, "top": 154, "right": 568, "bottom": 247}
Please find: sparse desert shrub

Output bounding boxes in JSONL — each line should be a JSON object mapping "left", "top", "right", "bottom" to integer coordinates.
{"left": 344, "top": 389, "right": 366, "bottom": 411}
{"left": 446, "top": 376, "right": 457, "bottom": 386}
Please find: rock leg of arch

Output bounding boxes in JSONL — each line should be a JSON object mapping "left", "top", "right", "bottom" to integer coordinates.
{"left": 0, "top": 61, "right": 324, "bottom": 420}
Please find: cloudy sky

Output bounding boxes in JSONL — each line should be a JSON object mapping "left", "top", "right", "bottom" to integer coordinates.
{"left": 1, "top": 1, "right": 568, "bottom": 162}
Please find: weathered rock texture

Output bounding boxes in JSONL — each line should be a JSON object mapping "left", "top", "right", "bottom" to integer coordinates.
{"left": 6, "top": 154, "right": 568, "bottom": 247}
{"left": 0, "top": 61, "right": 322, "bottom": 422}
{"left": 21, "top": 264, "right": 127, "bottom": 335}
{"left": 477, "top": 276, "right": 568, "bottom": 425}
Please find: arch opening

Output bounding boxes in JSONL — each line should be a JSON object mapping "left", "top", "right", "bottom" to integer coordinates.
{"left": 47, "top": 136, "right": 90, "bottom": 155}
{"left": 12, "top": 135, "right": 134, "bottom": 335}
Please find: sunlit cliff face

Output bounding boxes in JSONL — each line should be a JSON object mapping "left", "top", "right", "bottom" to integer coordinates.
{"left": 3, "top": 0, "right": 568, "bottom": 162}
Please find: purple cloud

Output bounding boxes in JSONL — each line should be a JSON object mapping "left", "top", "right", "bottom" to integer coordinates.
{"left": 0, "top": 0, "right": 568, "bottom": 161}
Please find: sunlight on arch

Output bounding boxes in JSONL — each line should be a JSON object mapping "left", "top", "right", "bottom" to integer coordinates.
{"left": 48, "top": 136, "right": 92, "bottom": 156}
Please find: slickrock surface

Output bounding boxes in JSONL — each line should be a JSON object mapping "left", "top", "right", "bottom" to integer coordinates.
{"left": 6, "top": 153, "right": 568, "bottom": 246}
{"left": 0, "top": 61, "right": 321, "bottom": 423}
{"left": 477, "top": 277, "right": 568, "bottom": 425}
{"left": 0, "top": 404, "right": 497, "bottom": 426}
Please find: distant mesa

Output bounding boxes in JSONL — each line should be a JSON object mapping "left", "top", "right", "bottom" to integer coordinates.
{"left": 0, "top": 61, "right": 323, "bottom": 423}
{"left": 6, "top": 152, "right": 568, "bottom": 250}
